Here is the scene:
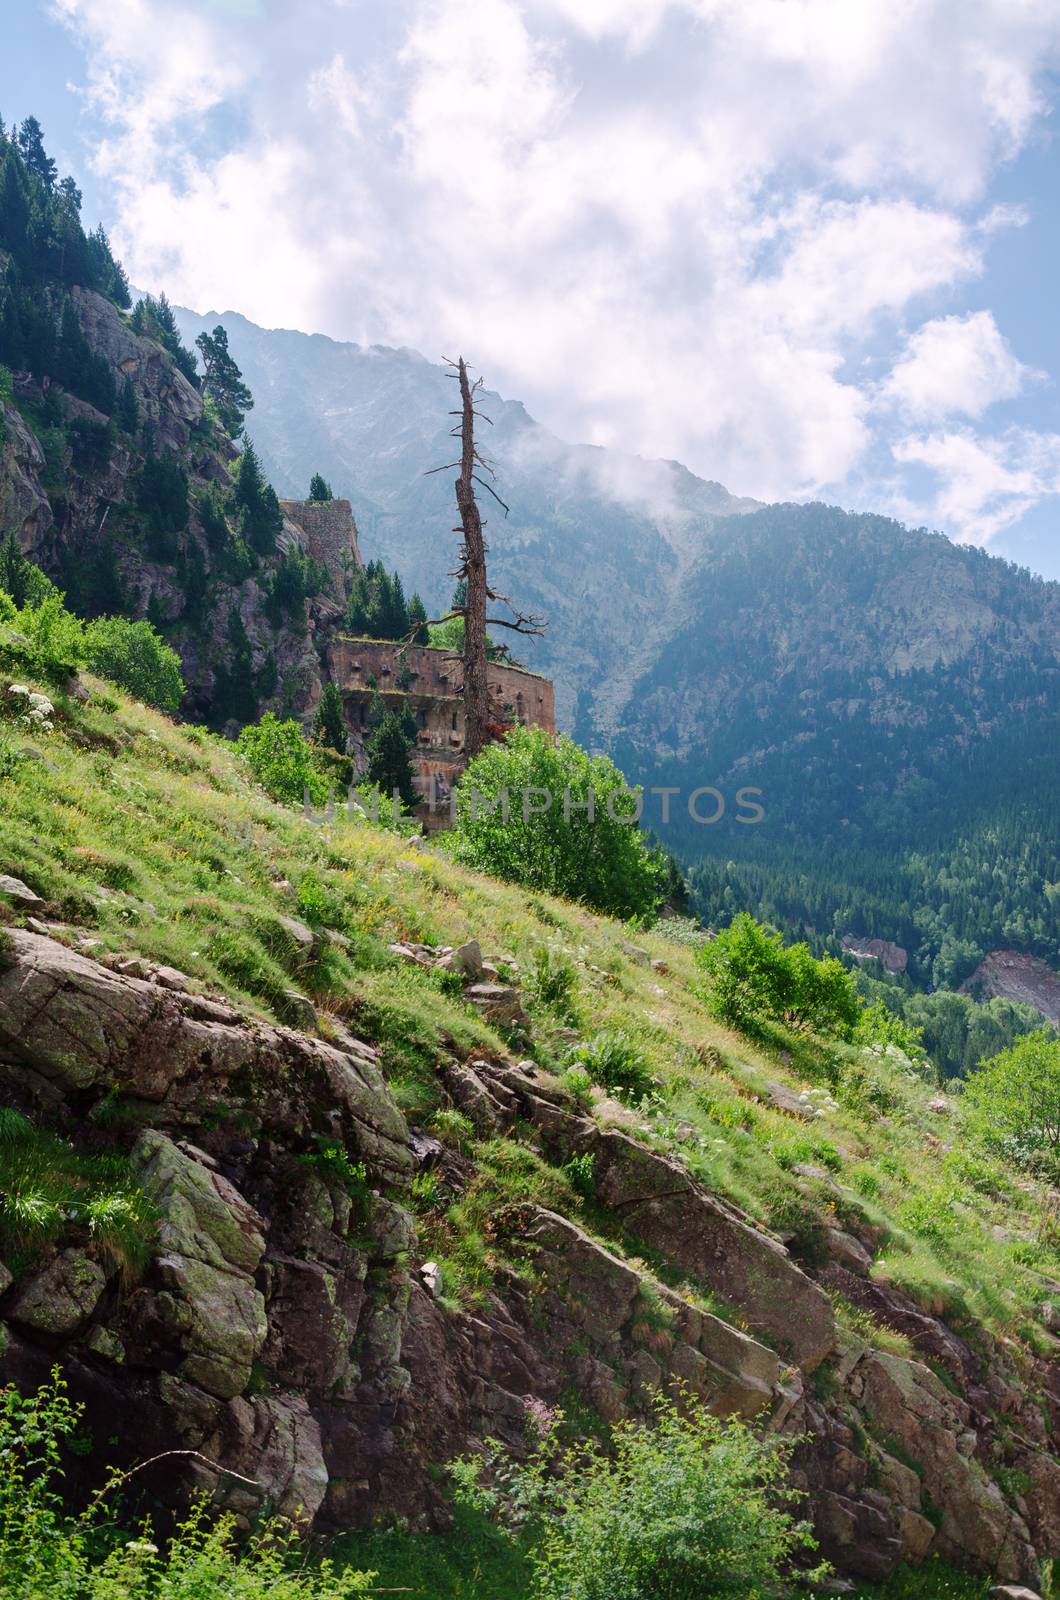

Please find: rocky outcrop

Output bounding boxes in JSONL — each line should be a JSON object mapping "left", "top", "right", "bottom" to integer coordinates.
{"left": 842, "top": 935, "right": 908, "bottom": 974}
{"left": 71, "top": 287, "right": 204, "bottom": 456}
{"left": 134, "top": 1132, "right": 268, "bottom": 1399}
{"left": 0, "top": 286, "right": 346, "bottom": 732}
{"left": 0, "top": 929, "right": 1058, "bottom": 1586}
{"left": 465, "top": 1058, "right": 834, "bottom": 1371}
{"left": 0, "top": 930, "right": 411, "bottom": 1179}
{"left": 961, "top": 950, "right": 1060, "bottom": 1026}
{"left": 853, "top": 1350, "right": 1037, "bottom": 1583}
{"left": 0, "top": 400, "right": 52, "bottom": 556}
{"left": 504, "top": 1208, "right": 781, "bottom": 1420}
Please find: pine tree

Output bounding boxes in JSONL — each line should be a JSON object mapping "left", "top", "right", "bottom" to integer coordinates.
{"left": 211, "top": 607, "right": 257, "bottom": 726}
{"left": 195, "top": 324, "right": 253, "bottom": 437}
{"left": 313, "top": 682, "right": 348, "bottom": 755}
{"left": 146, "top": 590, "right": 168, "bottom": 631}
{"left": 131, "top": 293, "right": 199, "bottom": 386}
{"left": 408, "top": 592, "right": 429, "bottom": 645}
{"left": 308, "top": 473, "right": 333, "bottom": 502}
{"left": 16, "top": 117, "right": 56, "bottom": 188}
{"left": 0, "top": 533, "right": 30, "bottom": 607}
{"left": 234, "top": 440, "right": 282, "bottom": 555}
{"left": 179, "top": 539, "right": 208, "bottom": 629}
{"left": 366, "top": 704, "right": 418, "bottom": 808}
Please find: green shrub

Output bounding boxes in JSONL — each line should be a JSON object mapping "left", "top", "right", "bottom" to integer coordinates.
{"left": 83, "top": 616, "right": 184, "bottom": 711}
{"left": 0, "top": 1371, "right": 374, "bottom": 1600}
{"left": 450, "top": 1391, "right": 822, "bottom": 1600}
{"left": 570, "top": 1030, "right": 655, "bottom": 1104}
{"left": 528, "top": 946, "right": 580, "bottom": 1019}
{"left": 853, "top": 999, "right": 925, "bottom": 1059}
{"left": 963, "top": 1030, "right": 1060, "bottom": 1171}
{"left": 561, "top": 1151, "right": 596, "bottom": 1200}
{"left": 694, "top": 913, "right": 860, "bottom": 1036}
{"left": 237, "top": 714, "right": 331, "bottom": 808}
{"left": 450, "top": 727, "right": 665, "bottom": 920}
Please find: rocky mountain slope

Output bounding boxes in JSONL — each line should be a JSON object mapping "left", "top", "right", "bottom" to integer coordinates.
{"left": 0, "top": 123, "right": 363, "bottom": 735}
{"left": 2, "top": 663, "right": 1060, "bottom": 1590}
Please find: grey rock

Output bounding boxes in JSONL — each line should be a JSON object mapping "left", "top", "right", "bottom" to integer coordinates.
{"left": 85, "top": 1325, "right": 125, "bottom": 1362}
{"left": 135, "top": 1131, "right": 267, "bottom": 1399}
{"left": 464, "top": 983, "right": 529, "bottom": 1029}
{"left": 10, "top": 1249, "right": 106, "bottom": 1335}
{"left": 277, "top": 915, "right": 317, "bottom": 960}
{"left": 0, "top": 874, "right": 44, "bottom": 908}
{"left": 283, "top": 990, "right": 319, "bottom": 1031}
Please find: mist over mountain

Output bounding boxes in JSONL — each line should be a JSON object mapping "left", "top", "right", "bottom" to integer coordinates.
{"left": 172, "top": 306, "right": 1060, "bottom": 988}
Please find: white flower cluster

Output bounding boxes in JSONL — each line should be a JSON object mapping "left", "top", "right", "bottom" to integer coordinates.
{"left": 7, "top": 684, "right": 55, "bottom": 731}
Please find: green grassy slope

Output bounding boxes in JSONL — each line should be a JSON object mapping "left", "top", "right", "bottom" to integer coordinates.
{"left": 2, "top": 642, "right": 1059, "bottom": 1595}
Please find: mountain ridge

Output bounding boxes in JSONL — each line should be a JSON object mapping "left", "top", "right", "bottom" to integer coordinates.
{"left": 170, "top": 304, "right": 1060, "bottom": 988}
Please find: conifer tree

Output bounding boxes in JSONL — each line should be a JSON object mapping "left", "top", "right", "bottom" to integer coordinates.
{"left": 366, "top": 702, "right": 418, "bottom": 808}
{"left": 407, "top": 592, "right": 429, "bottom": 645}
{"left": 234, "top": 440, "right": 282, "bottom": 555}
{"left": 308, "top": 473, "right": 333, "bottom": 502}
{"left": 313, "top": 682, "right": 348, "bottom": 755}
{"left": 16, "top": 116, "right": 56, "bottom": 188}
{"left": 115, "top": 377, "right": 139, "bottom": 435}
{"left": 195, "top": 323, "right": 253, "bottom": 437}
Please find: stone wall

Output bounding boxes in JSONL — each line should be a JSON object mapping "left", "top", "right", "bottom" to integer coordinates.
{"left": 280, "top": 499, "right": 364, "bottom": 601}
{"left": 328, "top": 635, "right": 556, "bottom": 801}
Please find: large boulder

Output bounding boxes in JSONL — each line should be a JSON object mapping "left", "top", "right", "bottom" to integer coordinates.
{"left": 0, "top": 930, "right": 411, "bottom": 1181}
{"left": 133, "top": 1132, "right": 267, "bottom": 1399}
{"left": 586, "top": 1131, "right": 835, "bottom": 1370}
{"left": 510, "top": 1208, "right": 781, "bottom": 1420}
{"left": 9, "top": 1249, "right": 105, "bottom": 1337}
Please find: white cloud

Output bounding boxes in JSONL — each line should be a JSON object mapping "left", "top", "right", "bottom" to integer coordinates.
{"left": 48, "top": 0, "right": 1060, "bottom": 539}
{"left": 892, "top": 426, "right": 1060, "bottom": 543}
{"left": 881, "top": 311, "right": 1037, "bottom": 424}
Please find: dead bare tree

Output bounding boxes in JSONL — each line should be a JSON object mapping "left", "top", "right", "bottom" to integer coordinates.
{"left": 420, "top": 357, "right": 544, "bottom": 762}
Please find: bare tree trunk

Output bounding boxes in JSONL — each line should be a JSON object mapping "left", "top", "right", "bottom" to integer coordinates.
{"left": 455, "top": 357, "right": 491, "bottom": 762}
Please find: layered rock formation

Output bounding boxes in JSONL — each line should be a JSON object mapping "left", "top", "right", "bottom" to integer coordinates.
{"left": 1, "top": 927, "right": 1057, "bottom": 1586}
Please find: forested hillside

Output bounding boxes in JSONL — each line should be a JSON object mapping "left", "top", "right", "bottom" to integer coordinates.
{"left": 0, "top": 116, "right": 345, "bottom": 731}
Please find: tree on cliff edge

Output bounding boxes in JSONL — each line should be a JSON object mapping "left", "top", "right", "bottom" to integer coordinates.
{"left": 195, "top": 324, "right": 253, "bottom": 438}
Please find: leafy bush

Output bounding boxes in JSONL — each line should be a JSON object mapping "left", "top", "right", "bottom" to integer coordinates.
{"left": 570, "top": 1030, "right": 654, "bottom": 1104}
{"left": 694, "top": 913, "right": 860, "bottom": 1036}
{"left": 450, "top": 1391, "right": 821, "bottom": 1600}
{"left": 237, "top": 713, "right": 331, "bottom": 808}
{"left": 561, "top": 1151, "right": 596, "bottom": 1200}
{"left": 964, "top": 1029, "right": 1060, "bottom": 1171}
{"left": 527, "top": 946, "right": 580, "bottom": 1019}
{"left": 0, "top": 554, "right": 181, "bottom": 710}
{"left": 852, "top": 998, "right": 925, "bottom": 1059}
{"left": 450, "top": 727, "right": 665, "bottom": 920}
{"left": 0, "top": 1371, "right": 374, "bottom": 1600}
{"left": 83, "top": 616, "right": 184, "bottom": 711}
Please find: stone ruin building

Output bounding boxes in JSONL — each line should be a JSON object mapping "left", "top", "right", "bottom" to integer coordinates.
{"left": 282, "top": 496, "right": 556, "bottom": 811}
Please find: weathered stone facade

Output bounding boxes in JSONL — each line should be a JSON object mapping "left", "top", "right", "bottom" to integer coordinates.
{"left": 279, "top": 499, "right": 363, "bottom": 600}
{"left": 328, "top": 635, "right": 556, "bottom": 802}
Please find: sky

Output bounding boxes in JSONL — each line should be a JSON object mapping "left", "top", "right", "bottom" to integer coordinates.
{"left": 5, "top": 0, "right": 1060, "bottom": 578}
